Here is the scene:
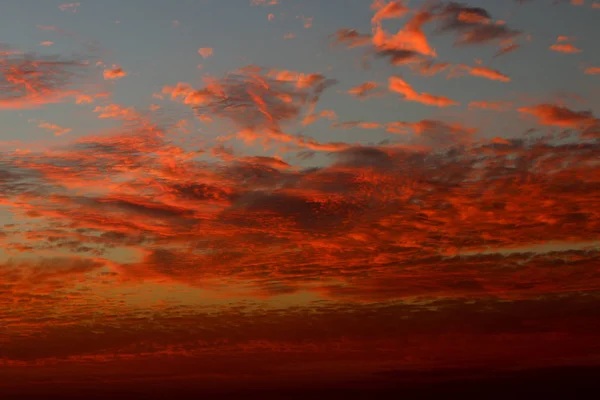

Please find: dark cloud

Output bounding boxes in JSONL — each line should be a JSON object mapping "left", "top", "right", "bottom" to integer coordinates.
{"left": 435, "top": 2, "right": 522, "bottom": 46}
{"left": 0, "top": 47, "right": 93, "bottom": 109}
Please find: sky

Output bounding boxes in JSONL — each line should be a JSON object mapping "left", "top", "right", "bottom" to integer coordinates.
{"left": 1, "top": 0, "right": 600, "bottom": 398}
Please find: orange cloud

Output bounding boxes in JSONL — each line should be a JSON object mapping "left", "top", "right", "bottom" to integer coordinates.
{"left": 550, "top": 43, "right": 582, "bottom": 53}
{"left": 2, "top": 5, "right": 600, "bottom": 394}
{"left": 2, "top": 103, "right": 600, "bottom": 394}
{"left": 303, "top": 109, "right": 338, "bottom": 125}
{"left": 584, "top": 66, "right": 600, "bottom": 74}
{"left": 389, "top": 76, "right": 458, "bottom": 107}
{"left": 58, "top": 2, "right": 80, "bottom": 13}
{"left": 31, "top": 120, "right": 72, "bottom": 136}
{"left": 550, "top": 37, "right": 582, "bottom": 53}
{"left": 93, "top": 104, "right": 141, "bottom": 120}
{"left": 468, "top": 100, "right": 513, "bottom": 111}
{"left": 332, "top": 29, "right": 372, "bottom": 48}
{"left": 163, "top": 67, "right": 343, "bottom": 153}
{"left": 40, "top": 41, "right": 54, "bottom": 46}
{"left": 407, "top": 119, "right": 476, "bottom": 146}
{"left": 371, "top": 0, "right": 410, "bottom": 24}
{"left": 557, "top": 35, "right": 576, "bottom": 42}
{"left": 494, "top": 43, "right": 520, "bottom": 58}
{"left": 319, "top": 110, "right": 337, "bottom": 120}
{"left": 338, "top": 118, "right": 476, "bottom": 147}
{"left": 372, "top": 10, "right": 437, "bottom": 58}
{"left": 457, "top": 9, "right": 491, "bottom": 24}
{"left": 162, "top": 82, "right": 213, "bottom": 105}
{"left": 336, "top": 2, "right": 523, "bottom": 73}
{"left": 333, "top": 121, "right": 382, "bottom": 130}
{"left": 437, "top": 3, "right": 522, "bottom": 47}
{"left": 75, "top": 92, "right": 109, "bottom": 104}
{"left": 0, "top": 50, "right": 91, "bottom": 109}
{"left": 411, "top": 61, "right": 451, "bottom": 76}
{"left": 347, "top": 82, "right": 380, "bottom": 99}
{"left": 518, "top": 104, "right": 597, "bottom": 128}
{"left": 453, "top": 64, "right": 511, "bottom": 82}
{"left": 103, "top": 66, "right": 127, "bottom": 80}
{"left": 198, "top": 47, "right": 213, "bottom": 58}
{"left": 491, "top": 136, "right": 511, "bottom": 144}
{"left": 4, "top": 122, "right": 597, "bottom": 305}
{"left": 299, "top": 16, "right": 313, "bottom": 29}
{"left": 251, "top": 0, "right": 278, "bottom": 5}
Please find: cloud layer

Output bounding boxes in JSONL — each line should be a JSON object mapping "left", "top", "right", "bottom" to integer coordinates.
{"left": 1, "top": 0, "right": 599, "bottom": 395}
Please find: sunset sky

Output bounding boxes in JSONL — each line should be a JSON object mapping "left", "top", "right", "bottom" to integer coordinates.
{"left": 1, "top": 0, "right": 600, "bottom": 398}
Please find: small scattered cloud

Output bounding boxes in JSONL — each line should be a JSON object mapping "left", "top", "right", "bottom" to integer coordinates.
{"left": 58, "top": 2, "right": 80, "bottom": 13}
{"left": 584, "top": 66, "right": 600, "bottom": 74}
{"left": 451, "top": 64, "right": 511, "bottom": 82}
{"left": 198, "top": 47, "right": 213, "bottom": 58}
{"left": 93, "top": 104, "right": 141, "bottom": 120}
{"left": 468, "top": 100, "right": 513, "bottom": 111}
{"left": 389, "top": 76, "right": 458, "bottom": 107}
{"left": 29, "top": 119, "right": 72, "bottom": 136}
{"left": 371, "top": 0, "right": 410, "bottom": 24}
{"left": 550, "top": 43, "right": 582, "bottom": 53}
{"left": 251, "top": 0, "right": 278, "bottom": 5}
{"left": 347, "top": 81, "right": 381, "bottom": 99}
{"left": 331, "top": 29, "right": 372, "bottom": 48}
{"left": 550, "top": 36, "right": 582, "bottom": 53}
{"left": 103, "top": 66, "right": 127, "bottom": 80}
{"left": 518, "top": 103, "right": 597, "bottom": 128}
